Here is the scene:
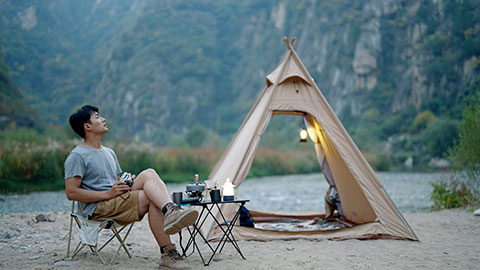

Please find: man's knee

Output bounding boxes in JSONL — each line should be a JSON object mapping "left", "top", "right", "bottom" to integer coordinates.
{"left": 143, "top": 168, "right": 165, "bottom": 183}
{"left": 142, "top": 168, "right": 157, "bottom": 178}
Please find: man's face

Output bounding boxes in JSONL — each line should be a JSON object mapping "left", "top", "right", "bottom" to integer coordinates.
{"left": 85, "top": 111, "right": 108, "bottom": 135}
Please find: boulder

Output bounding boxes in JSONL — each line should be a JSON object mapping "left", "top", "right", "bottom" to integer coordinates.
{"left": 34, "top": 214, "right": 55, "bottom": 223}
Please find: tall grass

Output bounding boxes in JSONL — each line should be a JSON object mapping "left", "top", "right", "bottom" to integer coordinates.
{"left": 0, "top": 140, "right": 74, "bottom": 193}
{"left": 0, "top": 139, "right": 321, "bottom": 193}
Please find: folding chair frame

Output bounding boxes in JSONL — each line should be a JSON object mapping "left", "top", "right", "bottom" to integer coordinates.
{"left": 66, "top": 201, "right": 134, "bottom": 265}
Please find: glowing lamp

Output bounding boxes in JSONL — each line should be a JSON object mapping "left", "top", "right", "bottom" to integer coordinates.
{"left": 299, "top": 128, "right": 308, "bottom": 143}
{"left": 222, "top": 178, "right": 235, "bottom": 201}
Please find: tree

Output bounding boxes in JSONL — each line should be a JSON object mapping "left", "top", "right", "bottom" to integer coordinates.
{"left": 449, "top": 103, "right": 480, "bottom": 198}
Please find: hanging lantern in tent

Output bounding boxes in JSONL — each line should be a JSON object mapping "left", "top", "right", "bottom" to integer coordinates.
{"left": 299, "top": 128, "right": 308, "bottom": 143}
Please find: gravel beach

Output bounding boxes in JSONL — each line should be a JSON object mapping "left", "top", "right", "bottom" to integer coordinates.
{"left": 2, "top": 172, "right": 477, "bottom": 269}
{"left": 0, "top": 209, "right": 479, "bottom": 269}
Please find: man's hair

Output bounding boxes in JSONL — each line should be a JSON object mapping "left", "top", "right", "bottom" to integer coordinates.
{"left": 69, "top": 105, "right": 99, "bottom": 138}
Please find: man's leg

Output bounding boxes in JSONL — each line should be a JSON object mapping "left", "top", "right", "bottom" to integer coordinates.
{"left": 137, "top": 190, "right": 171, "bottom": 246}
{"left": 137, "top": 191, "right": 190, "bottom": 269}
{"left": 131, "top": 168, "right": 172, "bottom": 209}
{"left": 132, "top": 168, "right": 198, "bottom": 235}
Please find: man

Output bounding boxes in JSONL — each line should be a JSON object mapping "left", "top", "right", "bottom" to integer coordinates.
{"left": 64, "top": 105, "right": 197, "bottom": 269}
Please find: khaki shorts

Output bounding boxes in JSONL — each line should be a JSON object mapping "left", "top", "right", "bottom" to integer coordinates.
{"left": 90, "top": 190, "right": 142, "bottom": 225}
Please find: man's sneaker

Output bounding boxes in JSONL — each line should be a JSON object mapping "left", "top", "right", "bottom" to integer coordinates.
{"left": 159, "top": 244, "right": 190, "bottom": 269}
{"left": 163, "top": 204, "right": 198, "bottom": 235}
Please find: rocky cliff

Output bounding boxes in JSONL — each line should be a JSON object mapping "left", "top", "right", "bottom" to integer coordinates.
{"left": 92, "top": 0, "right": 479, "bottom": 141}
{"left": 2, "top": 0, "right": 479, "bottom": 148}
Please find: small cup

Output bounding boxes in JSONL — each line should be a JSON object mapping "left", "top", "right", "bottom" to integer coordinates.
{"left": 210, "top": 189, "right": 221, "bottom": 203}
{"left": 204, "top": 179, "right": 216, "bottom": 189}
{"left": 172, "top": 192, "right": 183, "bottom": 204}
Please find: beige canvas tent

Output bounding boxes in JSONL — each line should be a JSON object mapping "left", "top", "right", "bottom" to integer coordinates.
{"left": 204, "top": 38, "right": 417, "bottom": 241}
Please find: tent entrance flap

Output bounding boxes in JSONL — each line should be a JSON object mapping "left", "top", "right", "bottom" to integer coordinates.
{"left": 304, "top": 114, "right": 377, "bottom": 224}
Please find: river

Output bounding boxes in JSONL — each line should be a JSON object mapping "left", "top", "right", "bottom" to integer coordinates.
{"left": 0, "top": 172, "right": 441, "bottom": 214}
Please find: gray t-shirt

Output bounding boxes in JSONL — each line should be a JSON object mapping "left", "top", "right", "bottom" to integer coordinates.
{"left": 64, "top": 145, "right": 122, "bottom": 217}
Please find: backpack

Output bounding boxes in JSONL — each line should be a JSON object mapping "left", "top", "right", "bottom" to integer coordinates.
{"left": 239, "top": 205, "right": 255, "bottom": 227}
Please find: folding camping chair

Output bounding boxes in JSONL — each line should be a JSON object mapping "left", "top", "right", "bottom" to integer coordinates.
{"left": 66, "top": 201, "right": 135, "bottom": 265}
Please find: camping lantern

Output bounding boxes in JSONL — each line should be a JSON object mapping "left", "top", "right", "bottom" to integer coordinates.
{"left": 222, "top": 178, "right": 235, "bottom": 201}
{"left": 299, "top": 128, "right": 308, "bottom": 142}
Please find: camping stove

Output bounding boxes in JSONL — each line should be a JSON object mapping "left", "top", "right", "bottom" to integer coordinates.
{"left": 183, "top": 176, "right": 205, "bottom": 203}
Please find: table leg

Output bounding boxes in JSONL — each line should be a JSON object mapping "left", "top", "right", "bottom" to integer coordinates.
{"left": 180, "top": 202, "right": 248, "bottom": 266}
{"left": 214, "top": 203, "right": 246, "bottom": 259}
{"left": 217, "top": 203, "right": 245, "bottom": 258}
{"left": 203, "top": 203, "right": 246, "bottom": 264}
{"left": 180, "top": 205, "right": 217, "bottom": 266}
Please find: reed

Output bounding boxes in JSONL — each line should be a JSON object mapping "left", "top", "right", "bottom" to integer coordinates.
{"left": 0, "top": 140, "right": 321, "bottom": 193}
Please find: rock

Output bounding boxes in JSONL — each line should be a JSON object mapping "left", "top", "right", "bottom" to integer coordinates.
{"left": 16, "top": 6, "right": 38, "bottom": 30}
{"left": 428, "top": 158, "right": 450, "bottom": 169}
{"left": 47, "top": 213, "right": 56, "bottom": 222}
{"left": 35, "top": 214, "right": 48, "bottom": 222}
{"left": 29, "top": 255, "right": 40, "bottom": 260}
{"left": 404, "top": 156, "right": 414, "bottom": 168}
{"left": 0, "top": 232, "right": 12, "bottom": 241}
{"left": 474, "top": 209, "right": 480, "bottom": 216}
{"left": 34, "top": 266, "right": 51, "bottom": 270}
{"left": 0, "top": 197, "right": 5, "bottom": 201}
{"left": 53, "top": 261, "right": 70, "bottom": 267}
{"left": 35, "top": 214, "right": 55, "bottom": 223}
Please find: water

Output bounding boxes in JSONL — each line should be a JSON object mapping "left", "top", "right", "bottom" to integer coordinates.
{"left": 0, "top": 172, "right": 441, "bottom": 214}
{"left": 236, "top": 172, "right": 441, "bottom": 213}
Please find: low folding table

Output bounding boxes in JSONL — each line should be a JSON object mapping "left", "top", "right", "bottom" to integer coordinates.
{"left": 179, "top": 199, "right": 249, "bottom": 266}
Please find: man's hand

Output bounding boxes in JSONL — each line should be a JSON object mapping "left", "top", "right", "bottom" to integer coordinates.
{"left": 109, "top": 181, "right": 131, "bottom": 199}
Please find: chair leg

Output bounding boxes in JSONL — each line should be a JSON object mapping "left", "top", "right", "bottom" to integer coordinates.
{"left": 98, "top": 223, "right": 127, "bottom": 252}
{"left": 121, "top": 223, "right": 134, "bottom": 257}
{"left": 109, "top": 224, "right": 133, "bottom": 264}
{"left": 93, "top": 245, "right": 107, "bottom": 265}
{"left": 71, "top": 242, "right": 85, "bottom": 258}
{"left": 67, "top": 215, "right": 74, "bottom": 257}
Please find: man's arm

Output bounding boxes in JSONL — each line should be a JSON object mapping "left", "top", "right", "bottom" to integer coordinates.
{"left": 65, "top": 176, "right": 130, "bottom": 202}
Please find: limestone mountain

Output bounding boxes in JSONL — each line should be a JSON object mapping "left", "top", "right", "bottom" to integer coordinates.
{"left": 1, "top": 0, "right": 479, "bottom": 159}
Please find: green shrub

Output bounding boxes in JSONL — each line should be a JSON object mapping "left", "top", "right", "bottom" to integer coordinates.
{"left": 431, "top": 179, "right": 476, "bottom": 210}
{"left": 411, "top": 110, "right": 436, "bottom": 133}
{"left": 248, "top": 148, "right": 320, "bottom": 178}
{"left": 421, "top": 118, "right": 458, "bottom": 157}
{"left": 364, "top": 152, "right": 391, "bottom": 171}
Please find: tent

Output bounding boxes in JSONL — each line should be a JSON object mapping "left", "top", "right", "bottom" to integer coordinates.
{"left": 204, "top": 38, "right": 417, "bottom": 241}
